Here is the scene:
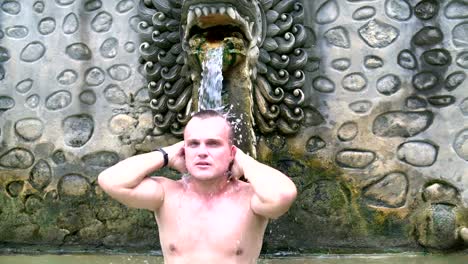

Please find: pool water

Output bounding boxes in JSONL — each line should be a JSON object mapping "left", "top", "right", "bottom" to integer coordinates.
{"left": 1, "top": 253, "right": 468, "bottom": 264}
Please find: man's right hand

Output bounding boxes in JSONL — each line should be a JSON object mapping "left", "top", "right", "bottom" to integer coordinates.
{"left": 164, "top": 141, "right": 187, "bottom": 173}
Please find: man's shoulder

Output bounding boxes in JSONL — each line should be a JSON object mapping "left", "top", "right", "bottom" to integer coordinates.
{"left": 149, "top": 176, "right": 184, "bottom": 190}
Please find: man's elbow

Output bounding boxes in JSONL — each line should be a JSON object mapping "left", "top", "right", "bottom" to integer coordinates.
{"left": 280, "top": 181, "right": 297, "bottom": 205}
{"left": 268, "top": 185, "right": 298, "bottom": 219}
{"left": 97, "top": 171, "right": 112, "bottom": 192}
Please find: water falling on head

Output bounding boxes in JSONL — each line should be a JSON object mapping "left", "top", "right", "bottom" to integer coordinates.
{"left": 198, "top": 46, "right": 225, "bottom": 112}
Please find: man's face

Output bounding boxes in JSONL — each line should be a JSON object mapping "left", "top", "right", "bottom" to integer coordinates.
{"left": 183, "top": 116, "right": 235, "bottom": 180}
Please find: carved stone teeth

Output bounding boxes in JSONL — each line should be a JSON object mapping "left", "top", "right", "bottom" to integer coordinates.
{"left": 227, "top": 7, "right": 236, "bottom": 20}
{"left": 187, "top": 10, "right": 195, "bottom": 26}
{"left": 202, "top": 7, "right": 209, "bottom": 16}
{"left": 211, "top": 7, "right": 217, "bottom": 14}
{"left": 219, "top": 6, "right": 226, "bottom": 14}
{"left": 194, "top": 7, "right": 202, "bottom": 17}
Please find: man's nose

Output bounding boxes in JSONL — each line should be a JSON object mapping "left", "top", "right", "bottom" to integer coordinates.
{"left": 196, "top": 144, "right": 208, "bottom": 156}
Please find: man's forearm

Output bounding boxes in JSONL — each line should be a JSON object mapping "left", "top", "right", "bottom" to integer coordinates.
{"left": 98, "top": 150, "right": 166, "bottom": 189}
{"left": 237, "top": 154, "right": 297, "bottom": 211}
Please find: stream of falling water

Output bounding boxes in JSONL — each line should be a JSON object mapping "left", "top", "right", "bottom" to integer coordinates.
{"left": 198, "top": 46, "right": 224, "bottom": 111}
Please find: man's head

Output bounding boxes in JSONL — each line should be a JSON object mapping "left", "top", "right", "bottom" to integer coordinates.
{"left": 183, "top": 110, "right": 236, "bottom": 181}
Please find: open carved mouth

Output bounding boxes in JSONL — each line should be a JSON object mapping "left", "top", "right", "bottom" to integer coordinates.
{"left": 183, "top": 4, "right": 256, "bottom": 43}
{"left": 181, "top": 1, "right": 264, "bottom": 68}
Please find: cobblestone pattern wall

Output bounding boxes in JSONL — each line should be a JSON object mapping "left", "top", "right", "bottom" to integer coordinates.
{"left": 0, "top": 0, "right": 467, "bottom": 252}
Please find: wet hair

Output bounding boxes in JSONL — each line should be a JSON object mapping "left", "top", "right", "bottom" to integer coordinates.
{"left": 190, "top": 110, "right": 234, "bottom": 145}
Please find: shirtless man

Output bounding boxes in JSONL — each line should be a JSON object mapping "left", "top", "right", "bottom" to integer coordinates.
{"left": 98, "top": 110, "right": 297, "bottom": 263}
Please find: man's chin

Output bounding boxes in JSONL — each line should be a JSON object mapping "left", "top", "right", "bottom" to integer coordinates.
{"left": 189, "top": 171, "right": 225, "bottom": 181}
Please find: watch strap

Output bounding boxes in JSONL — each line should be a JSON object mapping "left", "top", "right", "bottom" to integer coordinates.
{"left": 156, "top": 148, "right": 168, "bottom": 167}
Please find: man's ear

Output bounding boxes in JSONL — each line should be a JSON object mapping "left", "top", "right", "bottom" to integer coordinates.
{"left": 230, "top": 145, "right": 236, "bottom": 159}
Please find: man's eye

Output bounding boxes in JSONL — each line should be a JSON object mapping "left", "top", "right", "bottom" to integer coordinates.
{"left": 188, "top": 142, "right": 198, "bottom": 147}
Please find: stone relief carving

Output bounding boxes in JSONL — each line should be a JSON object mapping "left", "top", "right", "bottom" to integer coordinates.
{"left": 138, "top": 0, "right": 312, "bottom": 142}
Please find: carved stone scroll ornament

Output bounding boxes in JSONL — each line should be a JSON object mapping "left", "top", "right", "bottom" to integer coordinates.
{"left": 138, "top": 0, "right": 310, "bottom": 140}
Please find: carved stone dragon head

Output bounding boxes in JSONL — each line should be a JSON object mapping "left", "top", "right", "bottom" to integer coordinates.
{"left": 138, "top": 0, "right": 311, "bottom": 154}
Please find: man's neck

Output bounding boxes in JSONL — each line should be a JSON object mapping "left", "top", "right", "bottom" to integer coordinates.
{"left": 183, "top": 174, "right": 232, "bottom": 198}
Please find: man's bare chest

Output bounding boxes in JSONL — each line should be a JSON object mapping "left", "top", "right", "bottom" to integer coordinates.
{"left": 156, "top": 192, "right": 263, "bottom": 247}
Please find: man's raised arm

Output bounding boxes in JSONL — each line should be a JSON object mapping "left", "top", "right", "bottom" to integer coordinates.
{"left": 98, "top": 141, "right": 185, "bottom": 211}
{"left": 233, "top": 148, "right": 297, "bottom": 219}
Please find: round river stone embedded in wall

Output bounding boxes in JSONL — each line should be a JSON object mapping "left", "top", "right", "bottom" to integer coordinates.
{"left": 385, "top": 0, "right": 412, "bottom": 21}
{"left": 427, "top": 95, "right": 456, "bottom": 107}
{"left": 422, "top": 49, "right": 452, "bottom": 66}
{"left": 91, "top": 11, "right": 113, "bottom": 33}
{"left": 15, "top": 78, "right": 33, "bottom": 94}
{"left": 5, "top": 25, "right": 28, "bottom": 39}
{"left": 14, "top": 118, "right": 44, "bottom": 141}
{"left": 406, "top": 96, "right": 427, "bottom": 109}
{"left": 25, "top": 195, "right": 43, "bottom": 214}
{"left": 79, "top": 90, "right": 96, "bottom": 105}
{"left": 66, "top": 43, "right": 92, "bottom": 61}
{"left": 413, "top": 71, "right": 439, "bottom": 91}
{"left": 349, "top": 100, "right": 372, "bottom": 114}
{"left": 57, "top": 69, "right": 78, "bottom": 85}
{"left": 353, "top": 6, "right": 376, "bottom": 21}
{"left": 306, "top": 136, "right": 326, "bottom": 153}
{"left": 109, "top": 114, "right": 137, "bottom": 135}
{"left": 372, "top": 111, "right": 434, "bottom": 137}
{"left": 313, "top": 76, "right": 335, "bottom": 93}
{"left": 63, "top": 12, "right": 79, "bottom": 34}
{"left": 460, "top": 98, "right": 468, "bottom": 115}
{"left": 453, "top": 129, "right": 468, "bottom": 161}
{"left": 1, "top": 1, "right": 21, "bottom": 15}
{"left": 58, "top": 174, "right": 90, "bottom": 197}
{"left": 342, "top": 73, "right": 367, "bottom": 92}
{"left": 364, "top": 55, "right": 384, "bottom": 69}
{"left": 25, "top": 94, "right": 40, "bottom": 109}
{"left": 398, "top": 49, "right": 417, "bottom": 69}
{"left": 359, "top": 19, "right": 399, "bottom": 48}
{"left": 33, "top": 1, "right": 44, "bottom": 13}
{"left": 0, "top": 46, "right": 10, "bottom": 62}
{"left": 331, "top": 58, "right": 351, "bottom": 71}
{"left": 116, "top": 0, "right": 135, "bottom": 13}
{"left": 84, "top": 67, "right": 105, "bottom": 86}
{"left": 324, "top": 26, "right": 350, "bottom": 48}
{"left": 107, "top": 64, "right": 131, "bottom": 81}
{"left": 397, "top": 141, "right": 438, "bottom": 167}
{"left": 45, "top": 90, "right": 72, "bottom": 110}
{"left": 81, "top": 151, "right": 120, "bottom": 168}
{"left": 456, "top": 51, "right": 468, "bottom": 69}
{"left": 445, "top": 71, "right": 466, "bottom": 91}
{"left": 104, "top": 84, "right": 128, "bottom": 104}
{"left": 423, "top": 182, "right": 459, "bottom": 205}
{"left": 315, "top": 0, "right": 339, "bottom": 25}
{"left": 63, "top": 114, "right": 94, "bottom": 147}
{"left": 38, "top": 17, "right": 56, "bottom": 35}
{"left": 0, "top": 94, "right": 14, "bottom": 109}
{"left": 56, "top": 0, "right": 75, "bottom": 6}
{"left": 0, "top": 148, "right": 34, "bottom": 169}
{"left": 20, "top": 41, "right": 46, "bottom": 62}
{"left": 376, "top": 74, "right": 401, "bottom": 95}
{"left": 29, "top": 159, "right": 52, "bottom": 191}
{"left": 337, "top": 122, "right": 358, "bottom": 141}
{"left": 336, "top": 149, "right": 376, "bottom": 169}
{"left": 412, "top": 26, "right": 443, "bottom": 46}
{"left": 100, "top": 38, "right": 118, "bottom": 58}
{"left": 85, "top": 0, "right": 102, "bottom": 11}
{"left": 6, "top": 181, "right": 23, "bottom": 197}
{"left": 445, "top": 1, "right": 468, "bottom": 19}
{"left": 363, "top": 172, "right": 408, "bottom": 208}
{"left": 414, "top": 0, "right": 438, "bottom": 20}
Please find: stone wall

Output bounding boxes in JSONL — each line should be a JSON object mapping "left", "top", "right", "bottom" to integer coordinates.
{"left": 0, "top": 0, "right": 468, "bottom": 253}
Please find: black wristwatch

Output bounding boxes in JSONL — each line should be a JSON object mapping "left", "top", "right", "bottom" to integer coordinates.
{"left": 156, "top": 148, "right": 168, "bottom": 167}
